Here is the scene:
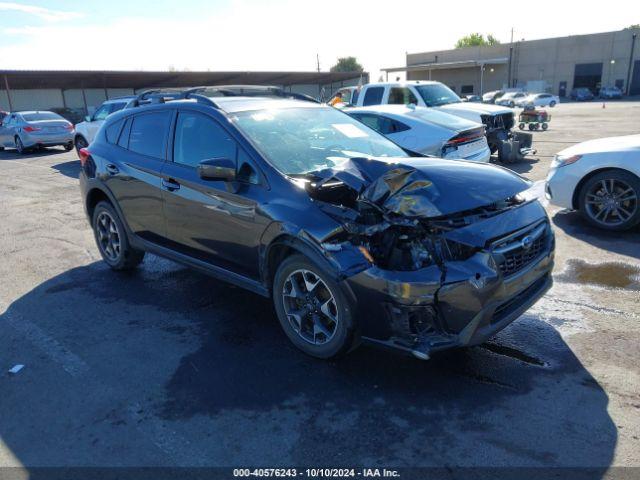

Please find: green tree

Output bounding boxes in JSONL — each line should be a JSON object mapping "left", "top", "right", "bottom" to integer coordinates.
{"left": 455, "top": 33, "right": 501, "bottom": 48}
{"left": 330, "top": 56, "right": 364, "bottom": 73}
{"left": 625, "top": 24, "right": 639, "bottom": 30}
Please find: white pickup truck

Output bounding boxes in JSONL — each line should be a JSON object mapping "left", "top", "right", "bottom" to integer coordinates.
{"left": 331, "top": 81, "right": 534, "bottom": 162}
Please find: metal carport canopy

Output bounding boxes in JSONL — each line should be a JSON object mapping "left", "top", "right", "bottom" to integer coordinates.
{"left": 0, "top": 70, "right": 366, "bottom": 90}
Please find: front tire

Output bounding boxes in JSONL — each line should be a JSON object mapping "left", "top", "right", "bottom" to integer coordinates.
{"left": 64, "top": 142, "right": 74, "bottom": 152}
{"left": 578, "top": 170, "right": 640, "bottom": 231}
{"left": 550, "top": 101, "right": 556, "bottom": 107}
{"left": 75, "top": 135, "right": 88, "bottom": 155}
{"left": 92, "top": 201, "right": 145, "bottom": 270}
{"left": 272, "top": 254, "right": 356, "bottom": 359}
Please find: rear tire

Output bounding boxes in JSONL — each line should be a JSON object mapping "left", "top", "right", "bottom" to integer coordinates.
{"left": 14, "top": 136, "right": 26, "bottom": 154}
{"left": 92, "top": 201, "right": 145, "bottom": 270}
{"left": 272, "top": 254, "right": 356, "bottom": 359}
{"left": 64, "top": 142, "right": 73, "bottom": 152}
{"left": 550, "top": 101, "right": 556, "bottom": 107}
{"left": 541, "top": 123, "right": 549, "bottom": 131}
{"left": 518, "top": 123, "right": 525, "bottom": 130}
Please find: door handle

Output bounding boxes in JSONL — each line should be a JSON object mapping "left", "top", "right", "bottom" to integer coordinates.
{"left": 106, "top": 164, "right": 119, "bottom": 175}
{"left": 162, "top": 178, "right": 181, "bottom": 191}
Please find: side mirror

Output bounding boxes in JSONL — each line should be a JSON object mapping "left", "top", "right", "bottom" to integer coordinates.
{"left": 197, "top": 158, "right": 236, "bottom": 182}
{"left": 85, "top": 115, "right": 92, "bottom": 123}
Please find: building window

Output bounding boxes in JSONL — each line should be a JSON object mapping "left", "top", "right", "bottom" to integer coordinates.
{"left": 460, "top": 85, "right": 474, "bottom": 94}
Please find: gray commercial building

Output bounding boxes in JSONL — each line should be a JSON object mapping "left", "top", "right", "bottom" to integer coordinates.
{"left": 383, "top": 28, "right": 640, "bottom": 97}
{"left": 0, "top": 70, "right": 367, "bottom": 114}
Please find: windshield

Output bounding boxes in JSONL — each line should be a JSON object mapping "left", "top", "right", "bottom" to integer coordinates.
{"left": 232, "top": 106, "right": 408, "bottom": 175}
{"left": 22, "top": 112, "right": 62, "bottom": 122}
{"left": 414, "top": 84, "right": 461, "bottom": 107}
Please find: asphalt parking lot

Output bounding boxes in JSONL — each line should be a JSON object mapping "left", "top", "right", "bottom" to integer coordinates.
{"left": 0, "top": 100, "right": 639, "bottom": 478}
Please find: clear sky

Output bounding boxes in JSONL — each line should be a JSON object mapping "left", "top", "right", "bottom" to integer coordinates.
{"left": 0, "top": 0, "right": 638, "bottom": 79}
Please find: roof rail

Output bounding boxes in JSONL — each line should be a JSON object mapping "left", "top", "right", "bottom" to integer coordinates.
{"left": 198, "top": 85, "right": 320, "bottom": 103}
{"left": 126, "top": 87, "right": 219, "bottom": 109}
{"left": 125, "top": 84, "right": 318, "bottom": 110}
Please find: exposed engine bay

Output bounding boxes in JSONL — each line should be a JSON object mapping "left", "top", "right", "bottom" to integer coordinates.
{"left": 298, "top": 157, "right": 529, "bottom": 272}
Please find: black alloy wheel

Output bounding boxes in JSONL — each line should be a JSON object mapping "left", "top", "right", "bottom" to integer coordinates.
{"left": 273, "top": 254, "right": 355, "bottom": 358}
{"left": 92, "top": 202, "right": 145, "bottom": 270}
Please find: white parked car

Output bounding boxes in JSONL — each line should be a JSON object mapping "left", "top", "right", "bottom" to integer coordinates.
{"left": 515, "top": 93, "right": 559, "bottom": 108}
{"left": 74, "top": 96, "right": 135, "bottom": 153}
{"left": 495, "top": 92, "right": 528, "bottom": 108}
{"left": 345, "top": 104, "right": 490, "bottom": 162}
{"left": 347, "top": 82, "right": 514, "bottom": 155}
{"left": 545, "top": 134, "right": 640, "bottom": 231}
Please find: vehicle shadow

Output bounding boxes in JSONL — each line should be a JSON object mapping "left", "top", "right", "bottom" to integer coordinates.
{"left": 0, "top": 147, "right": 68, "bottom": 160}
{"left": 51, "top": 160, "right": 81, "bottom": 179}
{"left": 552, "top": 208, "right": 640, "bottom": 259}
{"left": 0, "top": 258, "right": 616, "bottom": 474}
{"left": 494, "top": 156, "right": 539, "bottom": 175}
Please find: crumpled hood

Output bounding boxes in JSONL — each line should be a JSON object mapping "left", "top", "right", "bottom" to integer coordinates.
{"left": 309, "top": 156, "right": 530, "bottom": 218}
{"left": 558, "top": 134, "right": 640, "bottom": 156}
{"left": 436, "top": 102, "right": 512, "bottom": 116}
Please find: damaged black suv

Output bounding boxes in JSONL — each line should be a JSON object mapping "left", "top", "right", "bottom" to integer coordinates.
{"left": 79, "top": 87, "right": 554, "bottom": 360}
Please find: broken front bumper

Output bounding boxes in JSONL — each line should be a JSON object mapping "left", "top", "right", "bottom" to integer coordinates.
{"left": 488, "top": 130, "right": 537, "bottom": 163}
{"left": 344, "top": 218, "right": 554, "bottom": 359}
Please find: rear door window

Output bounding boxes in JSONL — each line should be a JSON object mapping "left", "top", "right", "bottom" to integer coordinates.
{"left": 352, "top": 114, "right": 409, "bottom": 135}
{"left": 362, "top": 87, "right": 384, "bottom": 106}
{"left": 388, "top": 88, "right": 418, "bottom": 105}
{"left": 128, "top": 111, "right": 172, "bottom": 159}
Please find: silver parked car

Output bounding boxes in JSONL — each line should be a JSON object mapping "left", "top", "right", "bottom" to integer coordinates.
{"left": 0, "top": 111, "right": 75, "bottom": 154}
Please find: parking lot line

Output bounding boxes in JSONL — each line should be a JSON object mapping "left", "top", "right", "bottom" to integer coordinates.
{"left": 1, "top": 302, "right": 90, "bottom": 377}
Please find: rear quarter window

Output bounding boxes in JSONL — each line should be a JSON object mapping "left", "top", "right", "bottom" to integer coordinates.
{"left": 105, "top": 118, "right": 125, "bottom": 144}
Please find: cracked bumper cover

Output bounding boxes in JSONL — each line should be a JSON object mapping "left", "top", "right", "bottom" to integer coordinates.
{"left": 344, "top": 226, "right": 554, "bottom": 359}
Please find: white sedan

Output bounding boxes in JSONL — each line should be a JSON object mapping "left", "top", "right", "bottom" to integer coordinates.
{"left": 516, "top": 93, "right": 559, "bottom": 108}
{"left": 545, "top": 134, "right": 640, "bottom": 230}
{"left": 345, "top": 104, "right": 490, "bottom": 162}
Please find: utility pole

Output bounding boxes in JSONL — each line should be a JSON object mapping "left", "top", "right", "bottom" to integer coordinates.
{"left": 507, "top": 27, "right": 514, "bottom": 88}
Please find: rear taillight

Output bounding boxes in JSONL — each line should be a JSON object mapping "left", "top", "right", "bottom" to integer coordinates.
{"left": 23, "top": 126, "right": 41, "bottom": 133}
{"left": 446, "top": 128, "right": 485, "bottom": 146}
{"left": 64, "top": 123, "right": 74, "bottom": 131}
{"left": 78, "top": 147, "right": 90, "bottom": 166}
